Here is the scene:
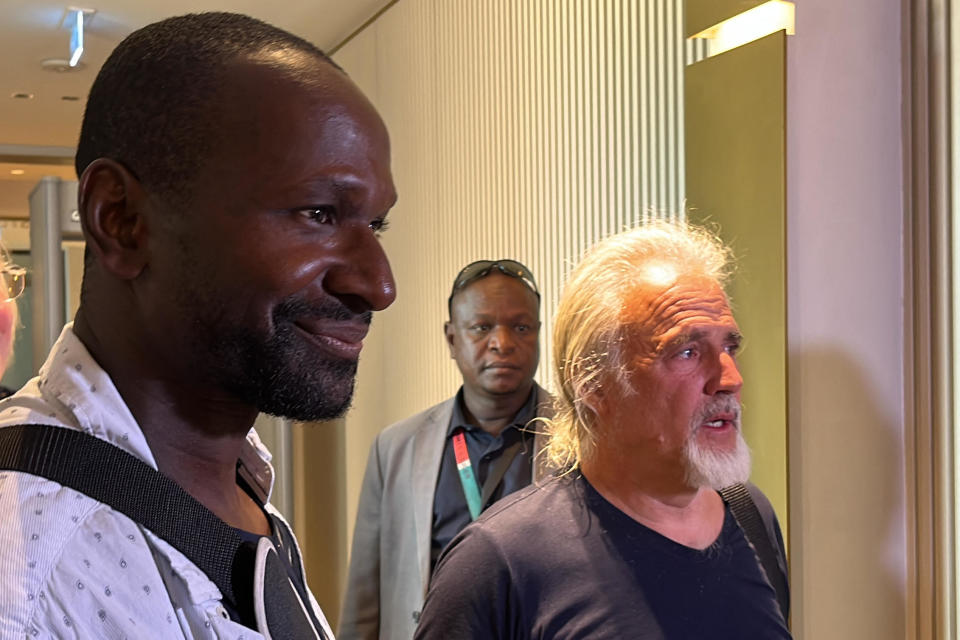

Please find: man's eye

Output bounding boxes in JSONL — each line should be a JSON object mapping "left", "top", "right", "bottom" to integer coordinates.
{"left": 471, "top": 325, "right": 490, "bottom": 333}
{"left": 676, "top": 347, "right": 698, "bottom": 360}
{"left": 370, "top": 217, "right": 390, "bottom": 235}
{"left": 726, "top": 343, "right": 741, "bottom": 356}
{"left": 515, "top": 324, "right": 530, "bottom": 333}
{"left": 298, "top": 206, "right": 336, "bottom": 224}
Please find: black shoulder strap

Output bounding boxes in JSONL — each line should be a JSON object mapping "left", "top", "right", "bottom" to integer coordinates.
{"left": 479, "top": 439, "right": 524, "bottom": 509}
{"left": 719, "top": 483, "right": 789, "bottom": 621}
{"left": 0, "top": 424, "right": 245, "bottom": 607}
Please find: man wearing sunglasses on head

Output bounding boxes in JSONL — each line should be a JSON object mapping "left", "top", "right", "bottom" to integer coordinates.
{"left": 340, "top": 260, "right": 553, "bottom": 640}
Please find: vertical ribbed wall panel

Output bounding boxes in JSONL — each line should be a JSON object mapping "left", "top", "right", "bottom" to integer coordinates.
{"left": 339, "top": 0, "right": 704, "bottom": 468}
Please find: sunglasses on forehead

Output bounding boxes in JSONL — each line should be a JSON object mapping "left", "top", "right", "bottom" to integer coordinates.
{"left": 448, "top": 259, "right": 540, "bottom": 310}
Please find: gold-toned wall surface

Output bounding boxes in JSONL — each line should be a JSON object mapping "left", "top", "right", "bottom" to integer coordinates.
{"left": 294, "top": 0, "right": 706, "bottom": 623}
{"left": 684, "top": 31, "right": 788, "bottom": 536}
{"left": 292, "top": 420, "right": 346, "bottom": 622}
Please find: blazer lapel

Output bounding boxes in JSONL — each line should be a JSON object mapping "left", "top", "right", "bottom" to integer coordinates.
{"left": 411, "top": 397, "right": 455, "bottom": 595}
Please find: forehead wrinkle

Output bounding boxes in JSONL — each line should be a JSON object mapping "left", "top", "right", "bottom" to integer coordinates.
{"left": 620, "top": 278, "right": 735, "bottom": 355}
{"left": 621, "top": 285, "right": 705, "bottom": 335}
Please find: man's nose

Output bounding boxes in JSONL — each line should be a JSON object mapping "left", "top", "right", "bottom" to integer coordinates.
{"left": 487, "top": 326, "right": 516, "bottom": 353}
{"left": 324, "top": 225, "right": 396, "bottom": 313}
{"left": 706, "top": 351, "right": 743, "bottom": 395}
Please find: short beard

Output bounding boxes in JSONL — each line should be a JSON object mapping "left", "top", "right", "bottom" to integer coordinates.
{"left": 682, "top": 397, "right": 751, "bottom": 490}
{"left": 200, "top": 296, "right": 371, "bottom": 422}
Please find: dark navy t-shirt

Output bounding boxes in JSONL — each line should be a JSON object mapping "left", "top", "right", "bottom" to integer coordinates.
{"left": 415, "top": 475, "right": 792, "bottom": 640}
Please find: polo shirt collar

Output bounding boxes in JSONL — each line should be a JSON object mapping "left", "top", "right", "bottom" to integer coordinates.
{"left": 447, "top": 385, "right": 538, "bottom": 437}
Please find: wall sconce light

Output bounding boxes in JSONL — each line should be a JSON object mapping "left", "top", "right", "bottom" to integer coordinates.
{"left": 690, "top": 0, "right": 795, "bottom": 57}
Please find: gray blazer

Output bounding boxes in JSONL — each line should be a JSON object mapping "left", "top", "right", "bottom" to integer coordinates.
{"left": 338, "top": 385, "right": 554, "bottom": 640}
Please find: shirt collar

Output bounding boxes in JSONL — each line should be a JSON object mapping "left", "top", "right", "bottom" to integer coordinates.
{"left": 38, "top": 325, "right": 275, "bottom": 499}
{"left": 39, "top": 324, "right": 159, "bottom": 466}
{"left": 36, "top": 324, "right": 278, "bottom": 604}
{"left": 447, "top": 385, "right": 539, "bottom": 437}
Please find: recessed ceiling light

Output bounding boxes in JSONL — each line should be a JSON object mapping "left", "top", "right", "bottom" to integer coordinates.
{"left": 61, "top": 95, "right": 80, "bottom": 101}
{"left": 10, "top": 169, "right": 25, "bottom": 176}
{"left": 41, "top": 58, "right": 85, "bottom": 72}
{"left": 10, "top": 92, "right": 34, "bottom": 100}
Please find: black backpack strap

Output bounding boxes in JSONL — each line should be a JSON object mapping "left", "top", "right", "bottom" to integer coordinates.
{"left": 0, "top": 424, "right": 246, "bottom": 607}
{"left": 719, "top": 482, "right": 790, "bottom": 621}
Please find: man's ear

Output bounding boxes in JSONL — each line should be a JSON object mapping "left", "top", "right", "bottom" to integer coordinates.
{"left": 580, "top": 373, "right": 612, "bottom": 424}
{"left": 444, "top": 320, "right": 456, "bottom": 357}
{"left": 78, "top": 158, "right": 150, "bottom": 280}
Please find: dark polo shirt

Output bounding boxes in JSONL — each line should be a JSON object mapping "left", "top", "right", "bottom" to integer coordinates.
{"left": 429, "top": 386, "right": 538, "bottom": 570}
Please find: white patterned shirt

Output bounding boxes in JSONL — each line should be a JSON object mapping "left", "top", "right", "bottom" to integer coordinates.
{"left": 0, "top": 325, "right": 334, "bottom": 639}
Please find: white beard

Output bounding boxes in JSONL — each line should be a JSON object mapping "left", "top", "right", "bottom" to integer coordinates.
{"left": 682, "top": 397, "right": 751, "bottom": 489}
{"left": 683, "top": 427, "right": 752, "bottom": 490}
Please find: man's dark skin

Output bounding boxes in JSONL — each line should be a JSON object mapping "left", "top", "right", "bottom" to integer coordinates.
{"left": 71, "top": 50, "right": 397, "bottom": 536}
{"left": 444, "top": 273, "right": 540, "bottom": 436}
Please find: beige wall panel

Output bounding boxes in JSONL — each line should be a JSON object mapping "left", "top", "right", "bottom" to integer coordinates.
{"left": 291, "top": 419, "right": 346, "bottom": 627}
{"left": 684, "top": 31, "right": 788, "bottom": 539}
{"left": 786, "top": 0, "right": 907, "bottom": 637}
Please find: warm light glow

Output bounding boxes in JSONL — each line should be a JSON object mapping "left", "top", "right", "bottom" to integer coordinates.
{"left": 640, "top": 262, "right": 678, "bottom": 288}
{"left": 691, "top": 1, "right": 795, "bottom": 57}
{"left": 9, "top": 169, "right": 25, "bottom": 176}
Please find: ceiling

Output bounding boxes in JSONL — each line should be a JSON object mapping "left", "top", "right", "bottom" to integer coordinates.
{"left": 0, "top": 0, "right": 389, "bottom": 218}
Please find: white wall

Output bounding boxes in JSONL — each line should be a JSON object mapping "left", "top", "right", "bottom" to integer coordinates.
{"left": 786, "top": 0, "right": 907, "bottom": 637}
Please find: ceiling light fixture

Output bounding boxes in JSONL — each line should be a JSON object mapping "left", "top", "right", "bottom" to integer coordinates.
{"left": 57, "top": 6, "right": 96, "bottom": 69}
{"left": 69, "top": 8, "right": 85, "bottom": 67}
{"left": 10, "top": 92, "right": 34, "bottom": 99}
{"left": 10, "top": 170, "right": 25, "bottom": 176}
{"left": 41, "top": 58, "right": 79, "bottom": 72}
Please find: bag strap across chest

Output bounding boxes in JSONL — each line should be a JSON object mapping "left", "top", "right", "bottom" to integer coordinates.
{"left": 0, "top": 423, "right": 248, "bottom": 604}
{"left": 719, "top": 482, "right": 790, "bottom": 622}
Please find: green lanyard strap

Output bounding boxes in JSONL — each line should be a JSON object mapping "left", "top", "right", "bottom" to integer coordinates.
{"left": 452, "top": 428, "right": 484, "bottom": 519}
{"left": 451, "top": 427, "right": 526, "bottom": 521}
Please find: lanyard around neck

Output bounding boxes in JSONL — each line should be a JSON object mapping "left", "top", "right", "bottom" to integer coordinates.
{"left": 452, "top": 428, "right": 484, "bottom": 519}
{"left": 452, "top": 427, "right": 526, "bottom": 521}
